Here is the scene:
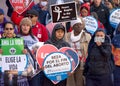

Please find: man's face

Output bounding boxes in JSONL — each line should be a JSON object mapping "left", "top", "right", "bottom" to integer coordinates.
{"left": 93, "top": 0, "right": 102, "bottom": 7}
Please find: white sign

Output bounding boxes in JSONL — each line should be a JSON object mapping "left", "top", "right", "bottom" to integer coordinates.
{"left": 109, "top": 9, "right": 120, "bottom": 28}
{"left": 83, "top": 16, "right": 98, "bottom": 35}
{"left": 1, "top": 55, "right": 27, "bottom": 72}
{"left": 43, "top": 52, "right": 71, "bottom": 74}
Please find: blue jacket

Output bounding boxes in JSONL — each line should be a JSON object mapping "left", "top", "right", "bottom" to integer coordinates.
{"left": 32, "top": 4, "right": 51, "bottom": 25}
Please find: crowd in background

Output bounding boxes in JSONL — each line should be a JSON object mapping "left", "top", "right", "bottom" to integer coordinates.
{"left": 0, "top": 0, "right": 120, "bottom": 86}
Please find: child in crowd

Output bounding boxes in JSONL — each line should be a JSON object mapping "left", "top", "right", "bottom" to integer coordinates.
{"left": 43, "top": 23, "right": 70, "bottom": 86}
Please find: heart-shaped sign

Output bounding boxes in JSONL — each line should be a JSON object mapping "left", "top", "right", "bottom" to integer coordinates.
{"left": 9, "top": 0, "right": 34, "bottom": 14}
{"left": 36, "top": 44, "right": 79, "bottom": 84}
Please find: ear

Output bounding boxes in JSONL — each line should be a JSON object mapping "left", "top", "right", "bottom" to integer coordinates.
{"left": 112, "top": 45, "right": 115, "bottom": 54}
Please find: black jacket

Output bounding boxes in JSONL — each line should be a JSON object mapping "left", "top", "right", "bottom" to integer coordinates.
{"left": 90, "top": 3, "right": 113, "bottom": 36}
{"left": 84, "top": 29, "right": 113, "bottom": 76}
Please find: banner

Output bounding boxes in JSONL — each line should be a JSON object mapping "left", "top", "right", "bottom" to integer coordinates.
{"left": 0, "top": 38, "right": 28, "bottom": 72}
{"left": 9, "top": 0, "right": 34, "bottom": 14}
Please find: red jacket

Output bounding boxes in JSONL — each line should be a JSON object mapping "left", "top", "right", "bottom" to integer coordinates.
{"left": 32, "top": 22, "right": 48, "bottom": 42}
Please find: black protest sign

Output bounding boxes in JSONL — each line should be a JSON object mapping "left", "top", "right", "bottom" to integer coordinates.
{"left": 51, "top": 2, "right": 77, "bottom": 23}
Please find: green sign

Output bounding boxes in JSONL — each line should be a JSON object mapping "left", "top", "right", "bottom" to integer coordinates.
{"left": 0, "top": 38, "right": 24, "bottom": 55}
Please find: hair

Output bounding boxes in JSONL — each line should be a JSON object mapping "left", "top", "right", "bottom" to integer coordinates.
{"left": 3, "top": 21, "right": 15, "bottom": 29}
{"left": 19, "top": 25, "right": 36, "bottom": 41}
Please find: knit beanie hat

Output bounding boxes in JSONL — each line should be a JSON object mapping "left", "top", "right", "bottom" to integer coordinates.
{"left": 20, "top": 18, "right": 32, "bottom": 27}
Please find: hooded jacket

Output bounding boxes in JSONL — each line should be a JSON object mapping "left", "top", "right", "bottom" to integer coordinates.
{"left": 45, "top": 24, "right": 70, "bottom": 49}
{"left": 84, "top": 29, "right": 113, "bottom": 75}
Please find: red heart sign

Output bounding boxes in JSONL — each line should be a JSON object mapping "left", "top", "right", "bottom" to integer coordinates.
{"left": 36, "top": 44, "right": 79, "bottom": 84}
{"left": 9, "top": 0, "right": 34, "bottom": 14}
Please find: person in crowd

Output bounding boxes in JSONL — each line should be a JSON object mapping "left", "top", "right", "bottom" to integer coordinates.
{"left": 90, "top": 0, "right": 114, "bottom": 39}
{"left": 0, "top": 21, "right": 33, "bottom": 86}
{"left": 112, "top": 23, "right": 120, "bottom": 86}
{"left": 18, "top": 17, "right": 44, "bottom": 86}
{"left": 43, "top": 23, "right": 70, "bottom": 86}
{"left": 80, "top": 3, "right": 90, "bottom": 17}
{"left": 83, "top": 29, "right": 114, "bottom": 86}
{"left": 112, "top": 0, "right": 120, "bottom": 8}
{"left": 0, "top": 8, "right": 7, "bottom": 37}
{"left": 19, "top": 17, "right": 39, "bottom": 48}
{"left": 11, "top": 9, "right": 49, "bottom": 42}
{"left": 32, "top": 0, "right": 51, "bottom": 25}
{"left": 104, "top": 0, "right": 115, "bottom": 11}
{"left": 65, "top": 17, "right": 91, "bottom": 86}
{"left": 90, "top": 12, "right": 105, "bottom": 29}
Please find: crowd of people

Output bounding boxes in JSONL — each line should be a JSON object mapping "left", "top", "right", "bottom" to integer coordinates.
{"left": 0, "top": 0, "right": 120, "bottom": 86}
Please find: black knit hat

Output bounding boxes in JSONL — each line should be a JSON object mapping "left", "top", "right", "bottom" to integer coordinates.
{"left": 26, "top": 9, "right": 39, "bottom": 16}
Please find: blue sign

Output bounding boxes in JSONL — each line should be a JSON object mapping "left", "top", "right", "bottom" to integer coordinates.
{"left": 43, "top": 52, "right": 72, "bottom": 84}
{"left": 109, "top": 9, "right": 120, "bottom": 28}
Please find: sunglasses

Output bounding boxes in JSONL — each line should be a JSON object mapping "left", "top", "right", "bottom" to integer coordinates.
{"left": 5, "top": 28, "right": 14, "bottom": 30}
{"left": 25, "top": 14, "right": 36, "bottom": 18}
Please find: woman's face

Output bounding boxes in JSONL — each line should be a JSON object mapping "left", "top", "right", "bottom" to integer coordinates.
{"left": 21, "top": 24, "right": 31, "bottom": 34}
{"left": 81, "top": 8, "right": 89, "bottom": 17}
{"left": 4, "top": 23, "right": 14, "bottom": 38}
{"left": 95, "top": 31, "right": 105, "bottom": 38}
{"left": 73, "top": 23, "right": 84, "bottom": 33}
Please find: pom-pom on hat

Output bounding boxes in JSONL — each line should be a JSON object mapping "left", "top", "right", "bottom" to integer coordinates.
{"left": 20, "top": 18, "right": 32, "bottom": 27}
{"left": 71, "top": 17, "right": 83, "bottom": 27}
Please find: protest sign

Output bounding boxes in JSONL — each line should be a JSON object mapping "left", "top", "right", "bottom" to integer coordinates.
{"left": 36, "top": 44, "right": 79, "bottom": 84}
{"left": 51, "top": 1, "right": 77, "bottom": 23}
{"left": 109, "top": 9, "right": 120, "bottom": 28}
{"left": 43, "top": 52, "right": 71, "bottom": 83}
{"left": 0, "top": 38, "right": 28, "bottom": 72}
{"left": 9, "top": 0, "right": 34, "bottom": 14}
{"left": 83, "top": 16, "right": 98, "bottom": 35}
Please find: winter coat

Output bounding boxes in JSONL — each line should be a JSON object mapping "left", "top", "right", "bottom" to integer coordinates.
{"left": 45, "top": 24, "right": 70, "bottom": 49}
{"left": 32, "top": 4, "right": 51, "bottom": 25}
{"left": 84, "top": 29, "right": 113, "bottom": 76}
{"left": 90, "top": 3, "right": 113, "bottom": 36}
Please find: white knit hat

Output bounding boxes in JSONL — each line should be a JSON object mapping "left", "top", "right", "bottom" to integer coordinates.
{"left": 71, "top": 18, "right": 82, "bottom": 27}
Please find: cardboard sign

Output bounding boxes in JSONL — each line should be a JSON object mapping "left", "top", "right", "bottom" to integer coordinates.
{"left": 51, "top": 2, "right": 77, "bottom": 23}
{"left": 83, "top": 16, "right": 98, "bottom": 35}
{"left": 0, "top": 38, "right": 28, "bottom": 71}
{"left": 36, "top": 44, "right": 79, "bottom": 84}
{"left": 9, "top": 0, "right": 34, "bottom": 14}
{"left": 109, "top": 9, "right": 120, "bottom": 28}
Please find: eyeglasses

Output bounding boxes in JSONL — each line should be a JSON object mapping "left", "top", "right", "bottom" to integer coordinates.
{"left": 25, "top": 14, "right": 36, "bottom": 18}
{"left": 5, "top": 28, "right": 14, "bottom": 30}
